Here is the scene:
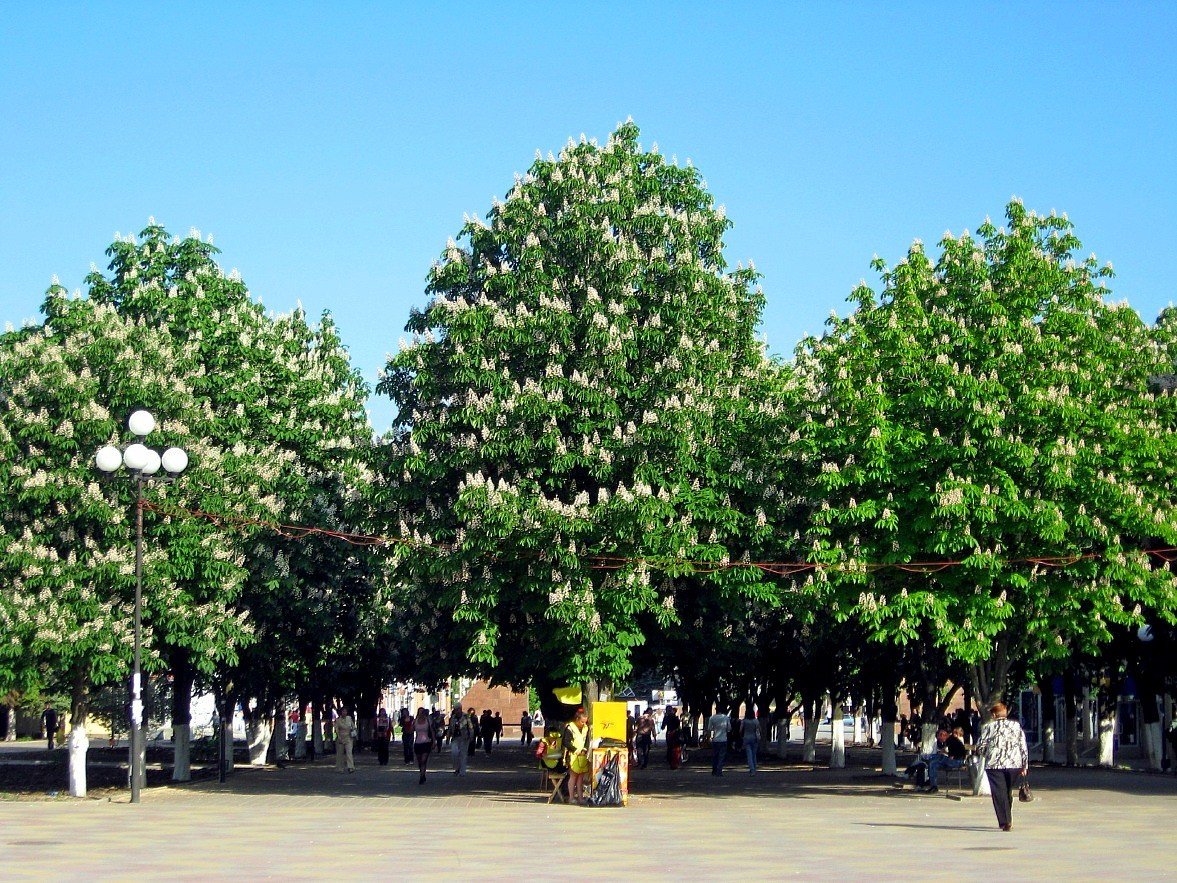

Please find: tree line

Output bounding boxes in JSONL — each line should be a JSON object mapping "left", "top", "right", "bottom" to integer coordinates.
{"left": 2, "top": 122, "right": 1174, "bottom": 789}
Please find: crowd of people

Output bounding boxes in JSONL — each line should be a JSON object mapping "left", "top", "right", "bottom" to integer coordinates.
{"left": 327, "top": 702, "right": 535, "bottom": 784}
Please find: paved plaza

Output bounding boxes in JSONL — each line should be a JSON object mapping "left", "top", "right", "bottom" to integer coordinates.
{"left": 1, "top": 744, "right": 1173, "bottom": 880}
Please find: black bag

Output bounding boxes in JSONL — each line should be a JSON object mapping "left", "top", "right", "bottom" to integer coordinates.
{"left": 588, "top": 755, "right": 623, "bottom": 807}
{"left": 1018, "top": 771, "right": 1033, "bottom": 802}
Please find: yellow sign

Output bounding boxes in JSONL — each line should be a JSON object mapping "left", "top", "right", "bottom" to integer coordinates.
{"left": 553, "top": 685, "right": 583, "bottom": 705}
{"left": 591, "top": 701, "right": 627, "bottom": 743}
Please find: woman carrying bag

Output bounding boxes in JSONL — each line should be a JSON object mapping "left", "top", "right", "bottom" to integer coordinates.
{"left": 976, "top": 702, "right": 1029, "bottom": 832}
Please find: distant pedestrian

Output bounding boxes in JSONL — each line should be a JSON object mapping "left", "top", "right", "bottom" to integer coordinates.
{"left": 663, "top": 707, "right": 683, "bottom": 769}
{"left": 480, "top": 710, "right": 495, "bottom": 756}
{"left": 520, "top": 711, "right": 533, "bottom": 746}
{"left": 400, "top": 708, "right": 414, "bottom": 765}
{"left": 431, "top": 708, "right": 445, "bottom": 751}
{"left": 707, "top": 708, "right": 731, "bottom": 776}
{"left": 741, "top": 709, "right": 761, "bottom": 774}
{"left": 374, "top": 703, "right": 391, "bottom": 766}
{"left": 449, "top": 703, "right": 474, "bottom": 775}
{"left": 636, "top": 709, "right": 655, "bottom": 769}
{"left": 42, "top": 703, "right": 59, "bottom": 751}
{"left": 335, "top": 706, "right": 356, "bottom": 773}
{"left": 414, "top": 707, "right": 434, "bottom": 784}
{"left": 493, "top": 711, "right": 503, "bottom": 745}
{"left": 467, "top": 709, "right": 479, "bottom": 757}
{"left": 976, "top": 702, "right": 1029, "bottom": 832}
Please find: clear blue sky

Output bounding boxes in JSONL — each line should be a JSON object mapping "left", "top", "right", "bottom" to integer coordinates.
{"left": 3, "top": 4, "right": 1175, "bottom": 431}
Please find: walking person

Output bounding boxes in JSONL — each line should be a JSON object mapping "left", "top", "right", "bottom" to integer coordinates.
{"left": 663, "top": 707, "right": 683, "bottom": 769}
{"left": 42, "top": 702, "right": 59, "bottom": 751}
{"left": 400, "top": 708, "right": 414, "bottom": 765}
{"left": 707, "top": 706, "right": 731, "bottom": 776}
{"left": 480, "top": 709, "right": 495, "bottom": 756}
{"left": 976, "top": 702, "right": 1029, "bottom": 832}
{"left": 413, "top": 707, "right": 434, "bottom": 784}
{"left": 493, "top": 711, "right": 503, "bottom": 745}
{"left": 449, "top": 704, "right": 473, "bottom": 775}
{"left": 373, "top": 702, "right": 391, "bottom": 766}
{"left": 334, "top": 705, "right": 356, "bottom": 773}
{"left": 741, "top": 708, "right": 761, "bottom": 774}
{"left": 636, "top": 708, "right": 655, "bottom": 769}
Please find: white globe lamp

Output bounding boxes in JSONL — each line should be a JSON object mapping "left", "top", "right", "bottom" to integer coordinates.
{"left": 128, "top": 410, "right": 155, "bottom": 437}
{"left": 161, "top": 447, "right": 189, "bottom": 475}
{"left": 141, "top": 449, "right": 162, "bottom": 476}
{"left": 95, "top": 445, "right": 123, "bottom": 473}
{"left": 123, "top": 443, "right": 150, "bottom": 471}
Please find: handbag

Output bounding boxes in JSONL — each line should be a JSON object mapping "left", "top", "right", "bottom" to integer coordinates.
{"left": 1017, "top": 771, "right": 1033, "bottom": 802}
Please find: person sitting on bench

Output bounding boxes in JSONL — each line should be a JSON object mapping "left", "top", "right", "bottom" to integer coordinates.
{"left": 919, "top": 726, "right": 969, "bottom": 793}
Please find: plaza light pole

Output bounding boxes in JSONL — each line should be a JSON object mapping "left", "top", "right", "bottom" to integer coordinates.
{"left": 95, "top": 410, "right": 188, "bottom": 804}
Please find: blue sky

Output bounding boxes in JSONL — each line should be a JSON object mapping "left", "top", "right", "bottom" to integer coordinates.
{"left": 3, "top": 3, "right": 1175, "bottom": 431}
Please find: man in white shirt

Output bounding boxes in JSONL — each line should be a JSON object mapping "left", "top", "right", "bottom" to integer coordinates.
{"left": 707, "top": 708, "right": 731, "bottom": 777}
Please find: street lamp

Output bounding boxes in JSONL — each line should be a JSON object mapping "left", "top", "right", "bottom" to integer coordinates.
{"left": 95, "top": 410, "right": 188, "bottom": 804}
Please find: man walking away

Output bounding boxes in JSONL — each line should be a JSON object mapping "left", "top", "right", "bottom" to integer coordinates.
{"left": 741, "top": 708, "right": 761, "bottom": 774}
{"left": 42, "top": 703, "right": 58, "bottom": 751}
{"left": 493, "top": 711, "right": 503, "bottom": 745}
{"left": 708, "top": 707, "right": 731, "bottom": 776}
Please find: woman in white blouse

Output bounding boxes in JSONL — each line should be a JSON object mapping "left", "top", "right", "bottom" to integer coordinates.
{"left": 976, "top": 702, "right": 1029, "bottom": 831}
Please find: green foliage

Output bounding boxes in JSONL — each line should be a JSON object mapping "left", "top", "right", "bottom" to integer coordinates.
{"left": 794, "top": 200, "right": 1177, "bottom": 672}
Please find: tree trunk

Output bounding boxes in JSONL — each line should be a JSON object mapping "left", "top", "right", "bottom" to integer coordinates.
{"left": 1139, "top": 693, "right": 1161, "bottom": 771}
{"left": 829, "top": 695, "right": 845, "bottom": 769}
{"left": 801, "top": 699, "right": 820, "bottom": 763}
{"left": 246, "top": 714, "right": 272, "bottom": 766}
{"left": 880, "top": 692, "right": 898, "bottom": 776}
{"left": 1039, "top": 676, "right": 1056, "bottom": 764}
{"left": 1064, "top": 670, "right": 1080, "bottom": 766}
{"left": 1097, "top": 689, "right": 1116, "bottom": 768}
{"left": 68, "top": 667, "right": 90, "bottom": 798}
{"left": 3, "top": 704, "right": 15, "bottom": 741}
{"left": 268, "top": 709, "right": 286, "bottom": 764}
{"left": 171, "top": 654, "right": 194, "bottom": 781}
{"left": 851, "top": 701, "right": 865, "bottom": 746}
{"left": 1080, "top": 684, "right": 1093, "bottom": 746}
{"left": 312, "top": 701, "right": 324, "bottom": 756}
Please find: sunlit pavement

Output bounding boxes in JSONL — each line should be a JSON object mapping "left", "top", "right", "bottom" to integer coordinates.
{"left": 2, "top": 745, "right": 1173, "bottom": 879}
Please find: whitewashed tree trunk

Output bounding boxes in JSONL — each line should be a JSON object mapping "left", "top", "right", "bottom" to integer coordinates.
{"left": 67, "top": 725, "right": 89, "bottom": 797}
{"left": 830, "top": 715, "right": 845, "bottom": 768}
{"left": 1041, "top": 720, "right": 1055, "bottom": 765}
{"left": 802, "top": 714, "right": 819, "bottom": 762}
{"left": 246, "top": 718, "right": 272, "bottom": 766}
{"left": 852, "top": 704, "right": 864, "bottom": 745}
{"left": 271, "top": 713, "right": 288, "bottom": 762}
{"left": 1097, "top": 705, "right": 1116, "bottom": 767}
{"left": 920, "top": 722, "right": 939, "bottom": 755}
{"left": 3, "top": 704, "right": 15, "bottom": 741}
{"left": 880, "top": 719, "right": 897, "bottom": 776}
{"left": 172, "top": 724, "right": 191, "bottom": 781}
{"left": 293, "top": 721, "right": 307, "bottom": 758}
{"left": 1141, "top": 721, "right": 1162, "bottom": 771}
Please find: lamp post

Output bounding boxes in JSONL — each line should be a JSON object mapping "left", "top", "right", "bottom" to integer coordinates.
{"left": 95, "top": 410, "right": 188, "bottom": 804}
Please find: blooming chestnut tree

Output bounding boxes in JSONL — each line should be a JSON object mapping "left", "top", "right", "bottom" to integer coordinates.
{"left": 794, "top": 200, "right": 1177, "bottom": 710}
{"left": 0, "top": 289, "right": 260, "bottom": 778}
{"left": 82, "top": 223, "right": 375, "bottom": 767}
{"left": 377, "top": 122, "right": 778, "bottom": 690}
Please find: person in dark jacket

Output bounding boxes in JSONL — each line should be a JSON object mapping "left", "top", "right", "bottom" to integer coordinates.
{"left": 42, "top": 703, "right": 59, "bottom": 750}
{"left": 480, "top": 710, "right": 495, "bottom": 755}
